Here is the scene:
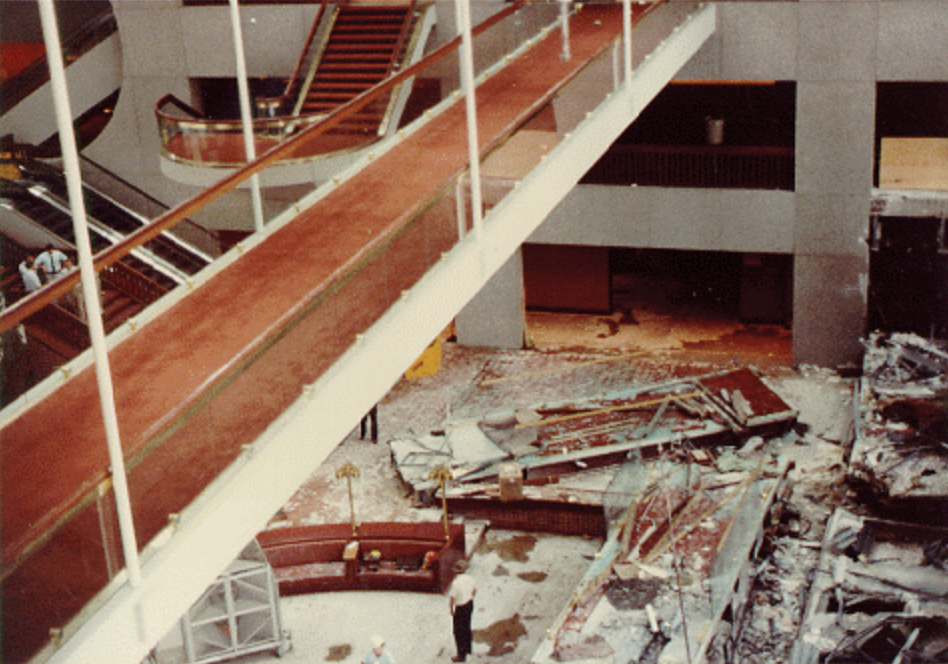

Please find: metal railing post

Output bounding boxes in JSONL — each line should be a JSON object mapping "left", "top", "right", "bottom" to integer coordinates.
{"left": 457, "top": 0, "right": 483, "bottom": 242}
{"left": 229, "top": 0, "right": 265, "bottom": 232}
{"left": 37, "top": 0, "right": 142, "bottom": 588}
{"left": 559, "top": 0, "right": 571, "bottom": 61}
{"left": 623, "top": 0, "right": 633, "bottom": 87}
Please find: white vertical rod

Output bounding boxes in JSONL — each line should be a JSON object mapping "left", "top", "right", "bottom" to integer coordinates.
{"left": 559, "top": 0, "right": 570, "bottom": 61}
{"left": 455, "top": 174, "right": 468, "bottom": 240}
{"left": 623, "top": 0, "right": 633, "bottom": 86}
{"left": 229, "top": 0, "right": 265, "bottom": 232}
{"left": 457, "top": 0, "right": 483, "bottom": 241}
{"left": 37, "top": 0, "right": 142, "bottom": 587}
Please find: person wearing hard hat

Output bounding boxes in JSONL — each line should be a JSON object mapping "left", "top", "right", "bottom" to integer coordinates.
{"left": 362, "top": 634, "right": 395, "bottom": 664}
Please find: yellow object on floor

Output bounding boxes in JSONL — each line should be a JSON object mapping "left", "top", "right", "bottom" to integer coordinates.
{"left": 405, "top": 336, "right": 441, "bottom": 379}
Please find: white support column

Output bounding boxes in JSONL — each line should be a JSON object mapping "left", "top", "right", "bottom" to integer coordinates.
{"left": 457, "top": 0, "right": 483, "bottom": 241}
{"left": 229, "top": 0, "right": 265, "bottom": 232}
{"left": 37, "top": 0, "right": 142, "bottom": 588}
{"left": 622, "top": 0, "right": 633, "bottom": 86}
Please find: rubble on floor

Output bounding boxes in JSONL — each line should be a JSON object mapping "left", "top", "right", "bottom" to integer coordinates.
{"left": 387, "top": 365, "right": 811, "bottom": 663}
{"left": 849, "top": 332, "right": 948, "bottom": 520}
{"left": 531, "top": 454, "right": 792, "bottom": 664}
{"left": 390, "top": 367, "right": 797, "bottom": 505}
{"left": 790, "top": 508, "right": 948, "bottom": 664}
{"left": 263, "top": 337, "right": 948, "bottom": 664}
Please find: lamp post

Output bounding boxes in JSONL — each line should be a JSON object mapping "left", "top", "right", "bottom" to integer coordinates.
{"left": 336, "top": 462, "right": 360, "bottom": 536}
{"left": 429, "top": 465, "right": 453, "bottom": 540}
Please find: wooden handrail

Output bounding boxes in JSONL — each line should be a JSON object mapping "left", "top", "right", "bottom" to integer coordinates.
{"left": 387, "top": 0, "right": 418, "bottom": 78}
{"left": 0, "top": 0, "right": 528, "bottom": 337}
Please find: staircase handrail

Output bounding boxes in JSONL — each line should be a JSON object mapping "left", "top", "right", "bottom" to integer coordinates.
{"left": 2, "top": 0, "right": 530, "bottom": 336}
{"left": 156, "top": 94, "right": 207, "bottom": 121}
{"left": 387, "top": 0, "right": 419, "bottom": 80}
{"left": 255, "top": 2, "right": 330, "bottom": 118}
{"left": 0, "top": 9, "right": 118, "bottom": 116}
{"left": 156, "top": 93, "right": 327, "bottom": 141}
{"left": 377, "top": 0, "right": 425, "bottom": 138}
{"left": 290, "top": 5, "right": 342, "bottom": 118}
{"left": 28, "top": 301, "right": 90, "bottom": 354}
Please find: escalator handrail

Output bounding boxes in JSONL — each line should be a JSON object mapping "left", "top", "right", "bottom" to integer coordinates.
{"left": 20, "top": 155, "right": 218, "bottom": 264}
{"left": 2, "top": 179, "right": 188, "bottom": 290}
{"left": 79, "top": 156, "right": 221, "bottom": 259}
{"left": 0, "top": 9, "right": 118, "bottom": 116}
{"left": 0, "top": 0, "right": 531, "bottom": 336}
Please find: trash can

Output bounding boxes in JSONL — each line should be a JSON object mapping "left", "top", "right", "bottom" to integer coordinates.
{"left": 705, "top": 117, "right": 725, "bottom": 145}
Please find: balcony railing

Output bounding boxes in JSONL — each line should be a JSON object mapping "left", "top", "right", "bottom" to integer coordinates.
{"left": 581, "top": 144, "right": 795, "bottom": 191}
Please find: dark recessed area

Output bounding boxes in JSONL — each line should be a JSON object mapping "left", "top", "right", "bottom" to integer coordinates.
{"left": 615, "top": 82, "right": 796, "bottom": 148}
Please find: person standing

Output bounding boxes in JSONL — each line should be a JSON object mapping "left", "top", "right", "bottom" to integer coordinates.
{"left": 34, "top": 244, "right": 68, "bottom": 283}
{"left": 360, "top": 404, "right": 378, "bottom": 442}
{"left": 361, "top": 634, "right": 395, "bottom": 664}
{"left": 18, "top": 256, "right": 41, "bottom": 294}
{"left": 449, "top": 560, "right": 476, "bottom": 662}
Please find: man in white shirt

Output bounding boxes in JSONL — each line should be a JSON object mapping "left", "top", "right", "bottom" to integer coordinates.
{"left": 449, "top": 560, "right": 476, "bottom": 662}
{"left": 35, "top": 244, "right": 68, "bottom": 283}
{"left": 18, "top": 257, "right": 41, "bottom": 293}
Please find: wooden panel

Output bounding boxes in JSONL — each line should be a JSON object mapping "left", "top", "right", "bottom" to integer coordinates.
{"left": 523, "top": 244, "right": 610, "bottom": 314}
{"left": 879, "top": 137, "right": 948, "bottom": 191}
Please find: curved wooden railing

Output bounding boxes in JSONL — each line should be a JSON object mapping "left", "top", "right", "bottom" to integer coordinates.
{"left": 158, "top": 1, "right": 421, "bottom": 165}
{"left": 0, "top": 0, "right": 528, "bottom": 339}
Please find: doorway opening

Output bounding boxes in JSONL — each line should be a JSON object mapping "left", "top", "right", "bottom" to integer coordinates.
{"left": 522, "top": 245, "right": 793, "bottom": 364}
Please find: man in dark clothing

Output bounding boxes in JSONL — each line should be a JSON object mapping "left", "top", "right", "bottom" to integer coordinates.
{"left": 449, "top": 560, "right": 476, "bottom": 662}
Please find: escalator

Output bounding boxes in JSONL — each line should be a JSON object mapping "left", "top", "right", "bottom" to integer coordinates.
{"left": 17, "top": 157, "right": 215, "bottom": 277}
{"left": 0, "top": 1, "right": 120, "bottom": 148}
{"left": 1, "top": 177, "right": 179, "bottom": 291}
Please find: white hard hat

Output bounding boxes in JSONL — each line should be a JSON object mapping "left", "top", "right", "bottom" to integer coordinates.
{"left": 371, "top": 635, "right": 385, "bottom": 649}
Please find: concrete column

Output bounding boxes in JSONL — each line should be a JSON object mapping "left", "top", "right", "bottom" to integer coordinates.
{"left": 456, "top": 249, "right": 526, "bottom": 349}
{"left": 791, "top": 1, "right": 877, "bottom": 367}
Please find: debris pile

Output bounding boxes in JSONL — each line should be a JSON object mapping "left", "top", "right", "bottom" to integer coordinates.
{"left": 382, "top": 345, "right": 948, "bottom": 664}
{"left": 790, "top": 509, "right": 948, "bottom": 664}
{"left": 849, "top": 332, "right": 948, "bottom": 518}
{"left": 390, "top": 368, "right": 797, "bottom": 509}
{"left": 388, "top": 367, "right": 808, "bottom": 662}
{"left": 531, "top": 453, "right": 792, "bottom": 664}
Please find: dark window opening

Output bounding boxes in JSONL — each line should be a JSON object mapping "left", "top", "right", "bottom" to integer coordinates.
{"left": 582, "top": 82, "right": 796, "bottom": 191}
{"left": 189, "top": 77, "right": 288, "bottom": 120}
{"left": 522, "top": 246, "right": 793, "bottom": 328}
{"left": 868, "top": 217, "right": 948, "bottom": 338}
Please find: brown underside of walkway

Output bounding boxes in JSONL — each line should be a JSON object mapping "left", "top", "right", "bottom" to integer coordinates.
{"left": 0, "top": 5, "right": 653, "bottom": 661}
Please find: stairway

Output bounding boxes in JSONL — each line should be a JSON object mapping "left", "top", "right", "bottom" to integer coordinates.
{"left": 299, "top": 3, "right": 414, "bottom": 134}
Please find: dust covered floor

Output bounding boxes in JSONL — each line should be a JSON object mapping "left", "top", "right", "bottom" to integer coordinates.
{"left": 160, "top": 311, "right": 869, "bottom": 664}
